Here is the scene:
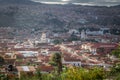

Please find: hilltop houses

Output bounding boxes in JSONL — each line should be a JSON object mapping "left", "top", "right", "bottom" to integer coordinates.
{"left": 81, "top": 43, "right": 118, "bottom": 55}
{"left": 0, "top": 27, "right": 120, "bottom": 79}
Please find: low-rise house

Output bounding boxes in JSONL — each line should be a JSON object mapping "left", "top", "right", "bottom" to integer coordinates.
{"left": 62, "top": 53, "right": 81, "bottom": 66}
{"left": 37, "top": 64, "right": 54, "bottom": 73}
{"left": 37, "top": 54, "right": 50, "bottom": 63}
{"left": 5, "top": 59, "right": 16, "bottom": 66}
{"left": 81, "top": 43, "right": 118, "bottom": 54}
{"left": 16, "top": 66, "right": 36, "bottom": 78}
{"left": 48, "top": 47, "right": 61, "bottom": 54}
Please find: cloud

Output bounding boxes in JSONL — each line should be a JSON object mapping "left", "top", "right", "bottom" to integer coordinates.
{"left": 61, "top": 0, "right": 69, "bottom": 1}
{"left": 31, "top": 0, "right": 120, "bottom": 6}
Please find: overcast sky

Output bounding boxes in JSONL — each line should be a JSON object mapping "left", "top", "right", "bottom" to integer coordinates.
{"left": 31, "top": 0, "right": 120, "bottom": 6}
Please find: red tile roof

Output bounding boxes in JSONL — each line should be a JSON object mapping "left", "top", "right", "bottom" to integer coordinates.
{"left": 16, "top": 66, "right": 36, "bottom": 72}
{"left": 63, "top": 53, "right": 81, "bottom": 61}
{"left": 38, "top": 65, "right": 54, "bottom": 72}
{"left": 91, "top": 43, "right": 118, "bottom": 48}
{"left": 49, "top": 47, "right": 61, "bottom": 51}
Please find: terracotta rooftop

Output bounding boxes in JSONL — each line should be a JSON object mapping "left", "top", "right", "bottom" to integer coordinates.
{"left": 49, "top": 47, "right": 61, "bottom": 51}
{"left": 63, "top": 53, "right": 81, "bottom": 61}
{"left": 16, "top": 66, "right": 36, "bottom": 72}
{"left": 38, "top": 65, "right": 54, "bottom": 72}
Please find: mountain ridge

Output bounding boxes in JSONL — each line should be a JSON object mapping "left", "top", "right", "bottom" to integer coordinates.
{"left": 0, "top": 0, "right": 120, "bottom": 30}
{"left": 0, "top": 0, "right": 38, "bottom": 4}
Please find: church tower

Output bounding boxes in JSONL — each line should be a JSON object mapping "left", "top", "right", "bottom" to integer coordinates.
{"left": 81, "top": 30, "right": 87, "bottom": 40}
{"left": 40, "top": 32, "right": 47, "bottom": 43}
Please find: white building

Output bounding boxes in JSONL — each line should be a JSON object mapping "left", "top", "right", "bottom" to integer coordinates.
{"left": 18, "top": 51, "right": 38, "bottom": 57}
{"left": 81, "top": 30, "right": 87, "bottom": 40}
{"left": 40, "top": 32, "right": 49, "bottom": 43}
{"left": 86, "top": 29, "right": 103, "bottom": 35}
{"left": 62, "top": 53, "right": 81, "bottom": 66}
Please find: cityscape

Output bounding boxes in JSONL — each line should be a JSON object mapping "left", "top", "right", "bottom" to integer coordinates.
{"left": 0, "top": 0, "right": 120, "bottom": 80}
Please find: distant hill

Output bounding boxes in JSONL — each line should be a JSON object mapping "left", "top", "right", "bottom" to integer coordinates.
{"left": 111, "top": 5, "right": 120, "bottom": 8}
{"left": 0, "top": 0, "right": 39, "bottom": 27}
{"left": 0, "top": 1, "right": 120, "bottom": 30}
{"left": 0, "top": 0, "right": 37, "bottom": 4}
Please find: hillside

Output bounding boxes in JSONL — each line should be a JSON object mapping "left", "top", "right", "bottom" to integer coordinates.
{"left": 0, "top": 0, "right": 120, "bottom": 31}
{"left": 0, "top": 0, "right": 35, "bottom": 4}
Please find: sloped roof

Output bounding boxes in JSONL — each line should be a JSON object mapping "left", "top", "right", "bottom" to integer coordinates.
{"left": 16, "top": 66, "right": 36, "bottom": 72}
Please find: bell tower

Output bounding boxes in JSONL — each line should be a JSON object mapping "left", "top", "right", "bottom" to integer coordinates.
{"left": 40, "top": 32, "right": 47, "bottom": 43}
{"left": 81, "top": 30, "right": 87, "bottom": 40}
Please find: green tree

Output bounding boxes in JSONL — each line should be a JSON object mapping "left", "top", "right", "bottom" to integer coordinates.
{"left": 110, "top": 64, "right": 120, "bottom": 75}
{"left": 61, "top": 67, "right": 105, "bottom": 80}
{"left": 109, "top": 63, "right": 120, "bottom": 80}
{"left": 0, "top": 56, "right": 4, "bottom": 66}
{"left": 36, "top": 69, "right": 42, "bottom": 80}
{"left": 51, "top": 53, "right": 62, "bottom": 75}
{"left": 53, "top": 39, "right": 61, "bottom": 45}
{"left": 89, "top": 67, "right": 105, "bottom": 80}
{"left": 68, "top": 33, "right": 79, "bottom": 41}
{"left": 0, "top": 74, "right": 9, "bottom": 80}
{"left": 109, "top": 45, "right": 120, "bottom": 80}
{"left": 111, "top": 48, "right": 120, "bottom": 58}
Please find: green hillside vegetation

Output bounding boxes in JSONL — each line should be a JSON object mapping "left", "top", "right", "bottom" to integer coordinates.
{"left": 0, "top": 67, "right": 106, "bottom": 80}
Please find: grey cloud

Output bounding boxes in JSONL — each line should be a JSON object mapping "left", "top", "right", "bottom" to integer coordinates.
{"left": 32, "top": 0, "right": 120, "bottom": 6}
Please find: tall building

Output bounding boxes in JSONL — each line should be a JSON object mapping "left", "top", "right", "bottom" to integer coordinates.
{"left": 81, "top": 30, "right": 87, "bottom": 40}
{"left": 40, "top": 32, "right": 48, "bottom": 43}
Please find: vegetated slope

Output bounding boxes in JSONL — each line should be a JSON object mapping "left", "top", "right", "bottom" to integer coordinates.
{"left": 0, "top": 0, "right": 120, "bottom": 30}
{"left": 0, "top": 0, "right": 35, "bottom": 4}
